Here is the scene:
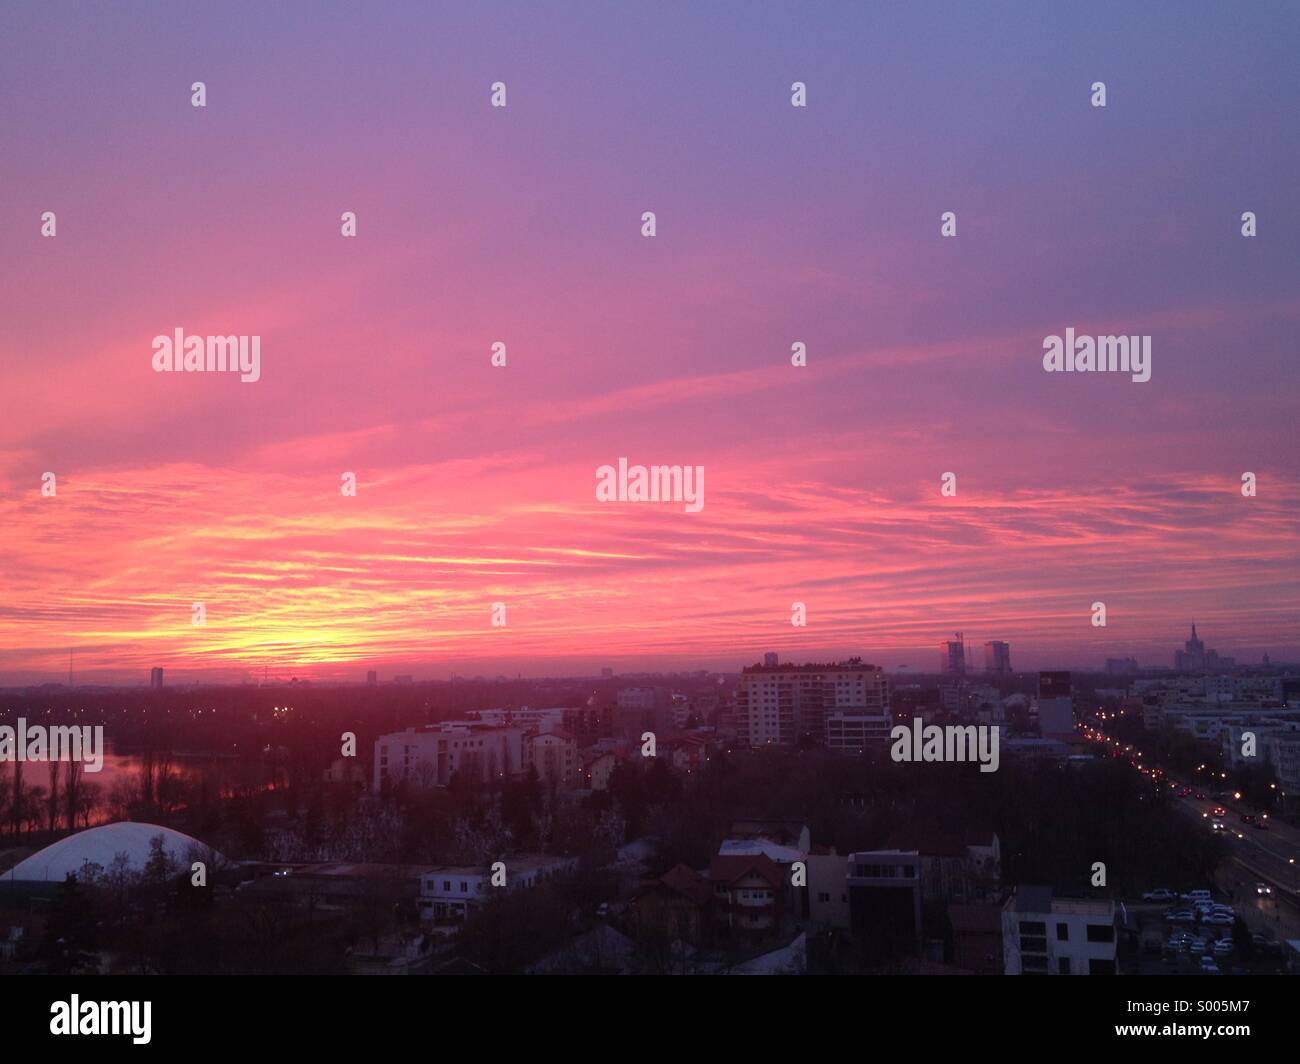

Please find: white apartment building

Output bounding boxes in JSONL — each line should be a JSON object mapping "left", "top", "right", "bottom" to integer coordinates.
{"left": 1002, "top": 887, "right": 1117, "bottom": 975}
{"left": 527, "top": 730, "right": 579, "bottom": 788}
{"left": 738, "top": 659, "right": 890, "bottom": 748}
{"left": 373, "top": 724, "right": 527, "bottom": 791}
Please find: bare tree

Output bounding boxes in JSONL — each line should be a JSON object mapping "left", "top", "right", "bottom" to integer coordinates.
{"left": 64, "top": 758, "right": 84, "bottom": 832}
{"left": 76, "top": 781, "right": 103, "bottom": 828}
{"left": 46, "top": 760, "right": 61, "bottom": 833}
{"left": 11, "top": 760, "right": 24, "bottom": 837}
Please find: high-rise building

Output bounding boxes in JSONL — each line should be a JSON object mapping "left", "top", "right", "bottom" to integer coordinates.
{"left": 737, "top": 658, "right": 890, "bottom": 748}
{"left": 150, "top": 667, "right": 164, "bottom": 688}
{"left": 1174, "top": 624, "right": 1234, "bottom": 672}
{"left": 366, "top": 670, "right": 378, "bottom": 686}
{"left": 764, "top": 651, "right": 779, "bottom": 667}
{"left": 1037, "top": 672, "right": 1073, "bottom": 738}
{"left": 983, "top": 641, "right": 1011, "bottom": 675}
{"left": 940, "top": 635, "right": 966, "bottom": 676}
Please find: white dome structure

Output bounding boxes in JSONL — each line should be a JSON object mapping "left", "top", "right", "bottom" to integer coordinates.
{"left": 2, "top": 822, "right": 221, "bottom": 883}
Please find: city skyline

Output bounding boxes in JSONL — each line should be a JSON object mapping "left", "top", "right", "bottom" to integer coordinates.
{"left": 2, "top": 620, "right": 1288, "bottom": 689}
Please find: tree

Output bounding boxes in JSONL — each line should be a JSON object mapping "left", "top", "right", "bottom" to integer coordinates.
{"left": 39, "top": 873, "right": 100, "bottom": 974}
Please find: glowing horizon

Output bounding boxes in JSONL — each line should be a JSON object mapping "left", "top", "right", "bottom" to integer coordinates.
{"left": 2, "top": 3, "right": 1298, "bottom": 684}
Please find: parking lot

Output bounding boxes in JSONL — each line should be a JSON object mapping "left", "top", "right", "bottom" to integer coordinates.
{"left": 1129, "top": 889, "right": 1290, "bottom": 975}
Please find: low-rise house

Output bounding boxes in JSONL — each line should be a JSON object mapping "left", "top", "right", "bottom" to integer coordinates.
{"left": 582, "top": 751, "right": 618, "bottom": 791}
{"left": 949, "top": 902, "right": 1003, "bottom": 975}
{"left": 418, "top": 854, "right": 579, "bottom": 925}
{"left": 708, "top": 853, "right": 785, "bottom": 947}
{"left": 804, "top": 847, "right": 850, "bottom": 929}
{"left": 630, "top": 863, "right": 712, "bottom": 946}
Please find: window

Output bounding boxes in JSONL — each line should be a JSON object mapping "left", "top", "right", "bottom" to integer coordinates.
{"left": 1086, "top": 924, "right": 1115, "bottom": 943}
{"left": 1058, "top": 958, "right": 1070, "bottom": 975}
{"left": 1056, "top": 922, "right": 1069, "bottom": 941}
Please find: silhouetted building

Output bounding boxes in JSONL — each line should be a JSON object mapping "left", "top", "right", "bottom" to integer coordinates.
{"left": 940, "top": 635, "right": 966, "bottom": 676}
{"left": 1174, "top": 623, "right": 1234, "bottom": 671}
{"left": 983, "top": 641, "right": 1011, "bottom": 675}
{"left": 847, "top": 850, "right": 922, "bottom": 963}
{"left": 150, "top": 667, "right": 164, "bottom": 688}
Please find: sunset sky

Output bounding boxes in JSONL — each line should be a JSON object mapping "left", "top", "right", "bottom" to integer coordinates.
{"left": 2, "top": 2, "right": 1298, "bottom": 683}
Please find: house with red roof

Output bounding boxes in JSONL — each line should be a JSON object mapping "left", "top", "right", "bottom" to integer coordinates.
{"left": 707, "top": 853, "right": 785, "bottom": 947}
{"left": 630, "top": 863, "right": 713, "bottom": 947}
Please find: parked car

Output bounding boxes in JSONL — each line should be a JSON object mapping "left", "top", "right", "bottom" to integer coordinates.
{"left": 1199, "top": 956, "right": 1220, "bottom": 974}
{"left": 1203, "top": 913, "right": 1234, "bottom": 927}
{"left": 1213, "top": 940, "right": 1233, "bottom": 957}
{"left": 1143, "top": 888, "right": 1175, "bottom": 902}
{"left": 1165, "top": 909, "right": 1196, "bottom": 924}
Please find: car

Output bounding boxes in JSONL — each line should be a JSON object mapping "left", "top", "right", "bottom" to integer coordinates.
{"left": 1203, "top": 913, "right": 1234, "bottom": 926}
{"left": 1213, "top": 940, "right": 1233, "bottom": 957}
{"left": 1189, "top": 937, "right": 1209, "bottom": 954}
{"left": 1143, "top": 888, "right": 1175, "bottom": 902}
{"left": 1199, "top": 956, "right": 1220, "bottom": 974}
{"left": 1183, "top": 889, "right": 1213, "bottom": 902}
{"left": 1195, "top": 793, "right": 1206, "bottom": 799}
{"left": 1256, "top": 882, "right": 1273, "bottom": 896}
{"left": 1212, "top": 807, "right": 1226, "bottom": 816}
{"left": 1210, "top": 820, "right": 1226, "bottom": 831}
{"left": 1240, "top": 813, "right": 1256, "bottom": 824}
{"left": 1252, "top": 820, "right": 1268, "bottom": 830}
{"left": 1165, "top": 909, "right": 1196, "bottom": 924}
